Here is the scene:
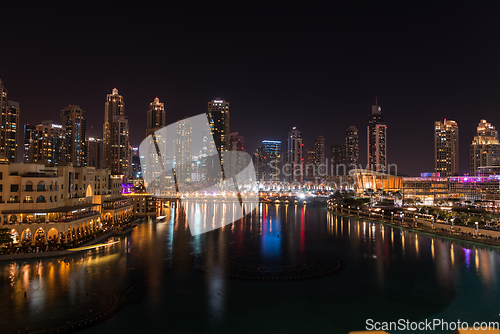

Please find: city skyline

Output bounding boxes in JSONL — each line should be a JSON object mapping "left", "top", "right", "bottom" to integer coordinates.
{"left": 7, "top": 79, "right": 500, "bottom": 177}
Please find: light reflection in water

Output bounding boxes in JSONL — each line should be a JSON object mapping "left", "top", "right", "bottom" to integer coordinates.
{"left": 1, "top": 205, "right": 500, "bottom": 333}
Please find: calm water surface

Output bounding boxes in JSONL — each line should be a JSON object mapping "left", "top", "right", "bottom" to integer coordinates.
{"left": 1, "top": 203, "right": 500, "bottom": 333}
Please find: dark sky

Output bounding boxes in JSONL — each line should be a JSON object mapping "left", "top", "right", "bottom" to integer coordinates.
{"left": 1, "top": 1, "right": 500, "bottom": 175}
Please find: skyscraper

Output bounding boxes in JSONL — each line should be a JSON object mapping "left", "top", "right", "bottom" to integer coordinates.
{"left": 0, "top": 80, "right": 7, "bottom": 159}
{"left": 228, "top": 132, "right": 245, "bottom": 177}
{"left": 175, "top": 118, "right": 192, "bottom": 185}
{"left": 305, "top": 148, "right": 316, "bottom": 181}
{"left": 87, "top": 137, "right": 103, "bottom": 169}
{"left": 207, "top": 99, "right": 229, "bottom": 153}
{"left": 435, "top": 119, "right": 459, "bottom": 177}
{"left": 314, "top": 136, "right": 325, "bottom": 178}
{"left": 30, "top": 120, "right": 67, "bottom": 165}
{"left": 331, "top": 141, "right": 346, "bottom": 176}
{"left": 470, "top": 119, "right": 500, "bottom": 176}
{"left": 286, "top": 127, "right": 303, "bottom": 183}
{"left": 131, "top": 147, "right": 141, "bottom": 178}
{"left": 146, "top": 97, "right": 166, "bottom": 137}
{"left": 60, "top": 105, "right": 86, "bottom": 166}
{"left": 253, "top": 147, "right": 267, "bottom": 182}
{"left": 0, "top": 80, "right": 20, "bottom": 163}
{"left": 262, "top": 140, "right": 281, "bottom": 181}
{"left": 367, "top": 102, "right": 387, "bottom": 171}
{"left": 103, "top": 88, "right": 130, "bottom": 175}
{"left": 345, "top": 126, "right": 359, "bottom": 168}
{"left": 4, "top": 101, "right": 19, "bottom": 163}
{"left": 24, "top": 124, "right": 36, "bottom": 163}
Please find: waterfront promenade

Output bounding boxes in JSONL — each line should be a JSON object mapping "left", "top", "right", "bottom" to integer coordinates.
{"left": 329, "top": 203, "right": 500, "bottom": 248}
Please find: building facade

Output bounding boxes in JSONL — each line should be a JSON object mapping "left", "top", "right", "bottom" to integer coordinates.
{"left": 286, "top": 127, "right": 303, "bottom": 183}
{"left": 331, "top": 141, "right": 345, "bottom": 176}
{"left": 60, "top": 105, "right": 86, "bottom": 166}
{"left": 470, "top": 119, "right": 500, "bottom": 176}
{"left": 4, "top": 101, "right": 19, "bottom": 163}
{"left": 0, "top": 162, "right": 133, "bottom": 245}
{"left": 0, "top": 80, "right": 20, "bottom": 163}
{"left": 253, "top": 147, "right": 267, "bottom": 182}
{"left": 402, "top": 173, "right": 500, "bottom": 205}
{"left": 367, "top": 102, "right": 387, "bottom": 171}
{"left": 146, "top": 97, "right": 166, "bottom": 137}
{"left": 261, "top": 140, "right": 281, "bottom": 181}
{"left": 29, "top": 121, "right": 67, "bottom": 165}
{"left": 345, "top": 126, "right": 359, "bottom": 167}
{"left": 207, "top": 99, "right": 230, "bottom": 153}
{"left": 87, "top": 137, "right": 103, "bottom": 169}
{"left": 103, "top": 88, "right": 130, "bottom": 176}
{"left": 435, "top": 119, "right": 459, "bottom": 177}
{"left": 305, "top": 148, "right": 316, "bottom": 181}
{"left": 314, "top": 136, "right": 325, "bottom": 179}
{"left": 23, "top": 124, "right": 36, "bottom": 163}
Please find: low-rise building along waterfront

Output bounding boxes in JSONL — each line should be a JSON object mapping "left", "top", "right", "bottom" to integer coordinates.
{"left": 0, "top": 162, "right": 133, "bottom": 246}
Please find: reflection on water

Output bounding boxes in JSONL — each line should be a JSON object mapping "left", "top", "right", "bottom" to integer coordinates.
{"left": 0, "top": 204, "right": 499, "bottom": 333}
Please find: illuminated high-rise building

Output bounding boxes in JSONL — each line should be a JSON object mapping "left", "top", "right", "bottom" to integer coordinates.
{"left": 345, "top": 126, "right": 359, "bottom": 167}
{"left": 131, "top": 147, "right": 141, "bottom": 178}
{"left": 87, "top": 137, "right": 103, "bottom": 169}
{"left": 367, "top": 101, "right": 387, "bottom": 171}
{"left": 146, "top": 97, "right": 166, "bottom": 137}
{"left": 262, "top": 140, "right": 281, "bottom": 181}
{"left": 228, "top": 132, "right": 245, "bottom": 178}
{"left": 30, "top": 120, "right": 67, "bottom": 165}
{"left": 0, "top": 80, "right": 20, "bottom": 163}
{"left": 103, "top": 88, "right": 130, "bottom": 175}
{"left": 305, "top": 148, "right": 316, "bottom": 181}
{"left": 435, "top": 119, "right": 459, "bottom": 177}
{"left": 470, "top": 119, "right": 500, "bottom": 176}
{"left": 331, "top": 141, "right": 346, "bottom": 176}
{"left": 0, "top": 80, "right": 7, "bottom": 158}
{"left": 0, "top": 80, "right": 6, "bottom": 114}
{"left": 24, "top": 124, "right": 36, "bottom": 163}
{"left": 253, "top": 146, "right": 267, "bottom": 182}
{"left": 314, "top": 136, "right": 325, "bottom": 178}
{"left": 175, "top": 118, "right": 192, "bottom": 185}
{"left": 4, "top": 101, "right": 19, "bottom": 163}
{"left": 207, "top": 99, "right": 229, "bottom": 153}
{"left": 286, "top": 127, "right": 303, "bottom": 183}
{"left": 60, "top": 105, "right": 86, "bottom": 166}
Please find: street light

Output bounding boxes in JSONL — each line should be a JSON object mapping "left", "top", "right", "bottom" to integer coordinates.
{"left": 476, "top": 221, "right": 479, "bottom": 235}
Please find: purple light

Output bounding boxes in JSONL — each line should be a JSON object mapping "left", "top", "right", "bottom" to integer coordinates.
{"left": 122, "top": 183, "right": 133, "bottom": 194}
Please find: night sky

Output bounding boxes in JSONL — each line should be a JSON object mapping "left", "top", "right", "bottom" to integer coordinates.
{"left": 1, "top": 1, "right": 500, "bottom": 176}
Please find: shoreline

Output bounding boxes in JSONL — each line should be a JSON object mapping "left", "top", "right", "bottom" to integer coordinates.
{"left": 329, "top": 208, "right": 500, "bottom": 249}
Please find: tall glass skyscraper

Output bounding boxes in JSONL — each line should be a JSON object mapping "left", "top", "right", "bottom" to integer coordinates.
{"left": 286, "top": 127, "right": 303, "bottom": 183}
{"left": 60, "top": 105, "right": 86, "bottom": 166}
{"left": 146, "top": 97, "right": 166, "bottom": 137}
{"left": 345, "top": 126, "right": 359, "bottom": 167}
{"left": 103, "top": 88, "right": 130, "bottom": 175}
{"left": 207, "top": 99, "right": 229, "bottom": 153}
{"left": 470, "top": 119, "right": 499, "bottom": 176}
{"left": 435, "top": 119, "right": 459, "bottom": 177}
{"left": 0, "top": 80, "right": 20, "bottom": 163}
{"left": 367, "top": 102, "right": 387, "bottom": 171}
{"left": 262, "top": 140, "right": 281, "bottom": 181}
